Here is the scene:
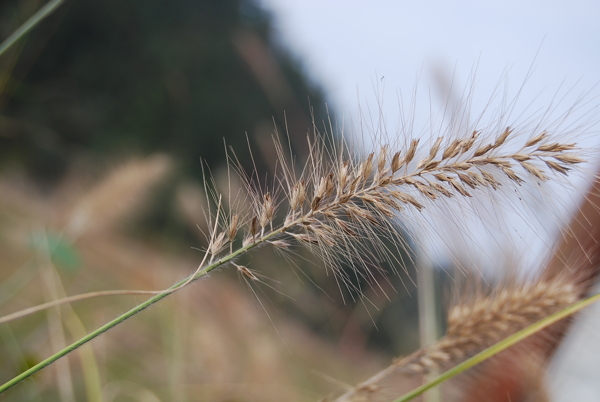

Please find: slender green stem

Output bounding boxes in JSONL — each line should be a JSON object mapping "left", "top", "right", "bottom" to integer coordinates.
{"left": 394, "top": 291, "right": 600, "bottom": 402}
{"left": 0, "top": 275, "right": 176, "bottom": 394}
{"left": 0, "top": 190, "right": 310, "bottom": 394}
{"left": 0, "top": 0, "right": 66, "bottom": 57}
{"left": 0, "top": 234, "right": 267, "bottom": 394}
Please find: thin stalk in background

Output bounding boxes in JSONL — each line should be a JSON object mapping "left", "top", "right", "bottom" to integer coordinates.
{"left": 0, "top": 229, "right": 267, "bottom": 394}
{"left": 416, "top": 251, "right": 440, "bottom": 402}
{"left": 0, "top": 268, "right": 195, "bottom": 394}
{"left": 0, "top": 0, "right": 66, "bottom": 57}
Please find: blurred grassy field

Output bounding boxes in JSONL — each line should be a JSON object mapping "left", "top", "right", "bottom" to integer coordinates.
{"left": 0, "top": 148, "right": 424, "bottom": 401}
{"left": 0, "top": 159, "right": 396, "bottom": 401}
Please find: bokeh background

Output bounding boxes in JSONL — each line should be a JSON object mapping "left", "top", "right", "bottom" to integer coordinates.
{"left": 1, "top": 0, "right": 599, "bottom": 401}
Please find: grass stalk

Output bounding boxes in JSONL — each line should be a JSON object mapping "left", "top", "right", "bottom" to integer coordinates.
{"left": 393, "top": 291, "right": 600, "bottom": 402}
{"left": 0, "top": 226, "right": 275, "bottom": 394}
{"left": 64, "top": 307, "right": 103, "bottom": 402}
{"left": 0, "top": 0, "right": 66, "bottom": 57}
{"left": 417, "top": 252, "right": 440, "bottom": 402}
{"left": 0, "top": 272, "right": 189, "bottom": 394}
{"left": 39, "top": 240, "right": 75, "bottom": 402}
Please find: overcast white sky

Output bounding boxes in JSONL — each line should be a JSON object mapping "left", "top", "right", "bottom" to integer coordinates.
{"left": 258, "top": 1, "right": 600, "bottom": 398}
{"left": 260, "top": 0, "right": 600, "bottom": 121}
{"left": 258, "top": 0, "right": 600, "bottom": 265}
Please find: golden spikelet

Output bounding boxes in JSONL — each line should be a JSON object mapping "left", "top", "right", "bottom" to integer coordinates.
{"left": 332, "top": 276, "right": 581, "bottom": 402}
{"left": 198, "top": 124, "right": 584, "bottom": 296}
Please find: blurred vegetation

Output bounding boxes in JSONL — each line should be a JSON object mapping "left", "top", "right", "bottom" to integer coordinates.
{"left": 0, "top": 1, "right": 422, "bottom": 400}
{"left": 0, "top": 0, "right": 324, "bottom": 183}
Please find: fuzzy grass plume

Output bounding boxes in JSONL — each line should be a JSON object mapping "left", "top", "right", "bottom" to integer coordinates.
{"left": 333, "top": 275, "right": 582, "bottom": 402}
{"left": 209, "top": 126, "right": 583, "bottom": 296}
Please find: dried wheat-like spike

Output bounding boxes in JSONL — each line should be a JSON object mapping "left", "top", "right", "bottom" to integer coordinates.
{"left": 199, "top": 126, "right": 586, "bottom": 293}
{"left": 259, "top": 192, "right": 275, "bottom": 228}
{"left": 404, "top": 139, "right": 419, "bottom": 166}
{"left": 545, "top": 160, "right": 570, "bottom": 175}
{"left": 192, "top": 120, "right": 586, "bottom": 314}
{"left": 525, "top": 131, "right": 548, "bottom": 147}
{"left": 421, "top": 280, "right": 577, "bottom": 370}
{"left": 269, "top": 239, "right": 291, "bottom": 249}
{"left": 332, "top": 276, "right": 579, "bottom": 402}
{"left": 493, "top": 127, "right": 513, "bottom": 148}
{"left": 391, "top": 151, "right": 402, "bottom": 172}
{"left": 290, "top": 181, "right": 306, "bottom": 210}
{"left": 553, "top": 153, "right": 584, "bottom": 164}
{"left": 209, "top": 231, "right": 228, "bottom": 255}
{"left": 250, "top": 216, "right": 259, "bottom": 237}
{"left": 521, "top": 161, "right": 548, "bottom": 181}
{"left": 228, "top": 214, "right": 239, "bottom": 241}
{"left": 235, "top": 263, "right": 259, "bottom": 281}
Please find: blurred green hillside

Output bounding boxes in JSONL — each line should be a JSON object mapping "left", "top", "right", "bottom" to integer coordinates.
{"left": 0, "top": 0, "right": 325, "bottom": 183}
